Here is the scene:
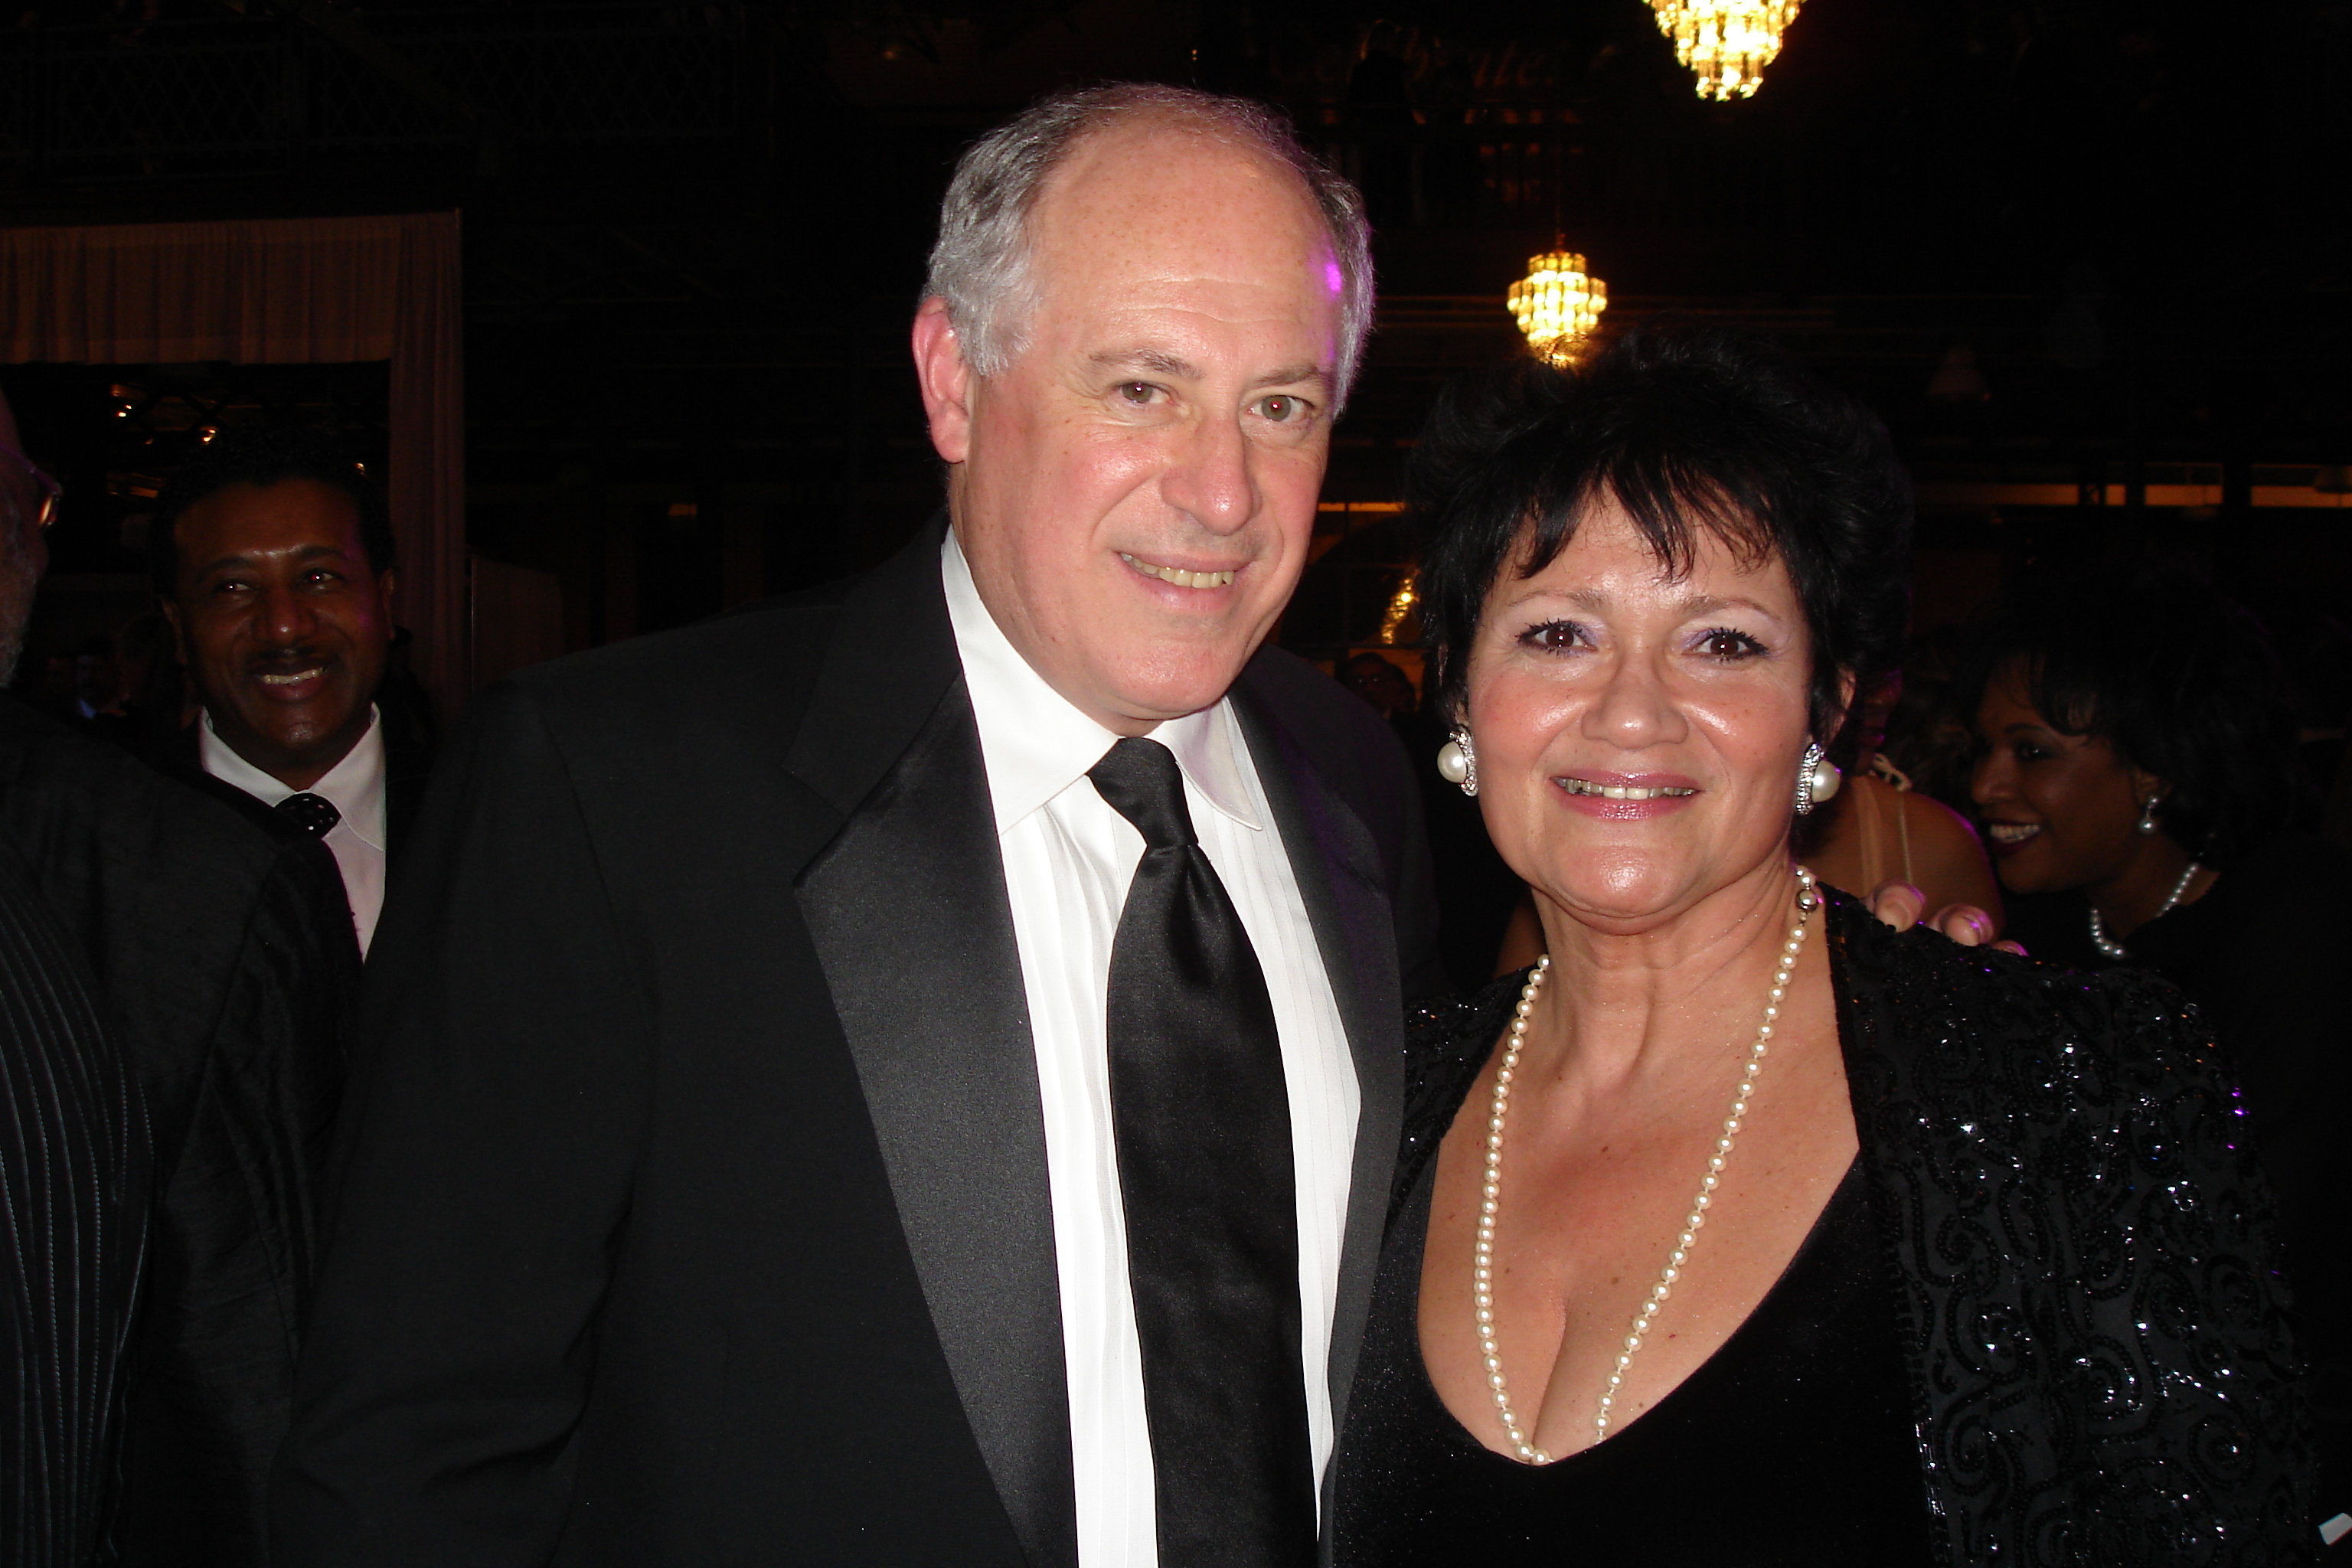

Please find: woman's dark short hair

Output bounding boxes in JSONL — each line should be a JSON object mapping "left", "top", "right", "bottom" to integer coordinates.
{"left": 1415, "top": 325, "right": 1913, "bottom": 746}
{"left": 149, "top": 425, "right": 394, "bottom": 599}
{"left": 1958, "top": 564, "right": 2300, "bottom": 866}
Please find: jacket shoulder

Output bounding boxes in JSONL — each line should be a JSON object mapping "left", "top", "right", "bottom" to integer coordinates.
{"left": 1834, "top": 897, "right": 2218, "bottom": 1091}
{"left": 501, "top": 592, "right": 841, "bottom": 718}
{"left": 0, "top": 698, "right": 312, "bottom": 889}
{"left": 1237, "top": 647, "right": 1416, "bottom": 808}
{"left": 1240, "top": 645, "right": 1396, "bottom": 744}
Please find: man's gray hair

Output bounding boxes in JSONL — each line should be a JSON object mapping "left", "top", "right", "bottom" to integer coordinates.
{"left": 923, "top": 83, "right": 1375, "bottom": 411}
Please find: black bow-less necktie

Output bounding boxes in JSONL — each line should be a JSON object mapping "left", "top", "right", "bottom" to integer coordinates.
{"left": 1087, "top": 736, "right": 1315, "bottom": 1567}
{"left": 276, "top": 792, "right": 341, "bottom": 837}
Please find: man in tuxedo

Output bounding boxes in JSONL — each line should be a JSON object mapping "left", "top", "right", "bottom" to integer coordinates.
{"left": 151, "top": 426, "right": 433, "bottom": 957}
{"left": 275, "top": 83, "right": 1434, "bottom": 1566}
{"left": 0, "top": 388, "right": 358, "bottom": 1565}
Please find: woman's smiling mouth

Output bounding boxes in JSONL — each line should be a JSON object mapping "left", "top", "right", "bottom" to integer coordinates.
{"left": 1557, "top": 776, "right": 1698, "bottom": 802}
{"left": 1550, "top": 773, "right": 1702, "bottom": 820}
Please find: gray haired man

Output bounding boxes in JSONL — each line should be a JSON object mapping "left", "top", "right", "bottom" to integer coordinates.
{"left": 274, "top": 83, "right": 1442, "bottom": 1566}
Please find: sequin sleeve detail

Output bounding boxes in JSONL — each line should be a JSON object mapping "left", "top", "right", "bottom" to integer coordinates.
{"left": 1828, "top": 895, "right": 2314, "bottom": 1566}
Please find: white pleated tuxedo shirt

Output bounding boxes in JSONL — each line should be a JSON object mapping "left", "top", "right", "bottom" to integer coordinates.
{"left": 941, "top": 533, "right": 1358, "bottom": 1568}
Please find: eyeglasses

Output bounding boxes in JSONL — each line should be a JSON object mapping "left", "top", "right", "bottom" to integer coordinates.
{"left": 0, "top": 439, "right": 60, "bottom": 531}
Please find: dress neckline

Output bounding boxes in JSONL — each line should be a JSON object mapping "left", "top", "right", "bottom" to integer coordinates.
{"left": 1407, "top": 1147, "right": 1869, "bottom": 1467}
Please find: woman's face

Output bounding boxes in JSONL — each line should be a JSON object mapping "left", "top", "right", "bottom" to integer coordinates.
{"left": 1969, "top": 661, "right": 2157, "bottom": 894}
{"left": 1463, "top": 502, "right": 1826, "bottom": 933}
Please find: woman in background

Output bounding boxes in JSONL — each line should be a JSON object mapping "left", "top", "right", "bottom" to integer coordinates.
{"left": 1970, "top": 566, "right": 2352, "bottom": 1534}
{"left": 1798, "top": 671, "right": 2003, "bottom": 929}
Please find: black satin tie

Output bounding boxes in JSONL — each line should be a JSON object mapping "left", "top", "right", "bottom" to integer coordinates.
{"left": 1088, "top": 736, "right": 1315, "bottom": 1567}
{"left": 276, "top": 792, "right": 341, "bottom": 837}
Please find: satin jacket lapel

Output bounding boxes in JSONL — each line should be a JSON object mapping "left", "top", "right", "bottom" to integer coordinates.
{"left": 1228, "top": 684, "right": 1405, "bottom": 1485}
{"left": 789, "top": 528, "right": 1077, "bottom": 1568}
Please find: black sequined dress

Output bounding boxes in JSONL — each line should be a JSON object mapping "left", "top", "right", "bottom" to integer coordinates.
{"left": 1334, "top": 893, "right": 2316, "bottom": 1568}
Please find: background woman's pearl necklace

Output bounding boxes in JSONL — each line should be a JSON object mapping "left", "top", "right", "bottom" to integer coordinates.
{"left": 2088, "top": 858, "right": 2200, "bottom": 959}
{"left": 1474, "top": 866, "right": 1821, "bottom": 1462}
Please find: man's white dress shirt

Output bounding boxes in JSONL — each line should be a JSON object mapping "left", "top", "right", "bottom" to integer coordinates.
{"left": 942, "top": 534, "right": 1359, "bottom": 1567}
{"left": 201, "top": 707, "right": 387, "bottom": 957}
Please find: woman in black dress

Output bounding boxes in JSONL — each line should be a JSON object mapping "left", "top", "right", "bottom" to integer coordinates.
{"left": 1968, "top": 566, "right": 2352, "bottom": 1536}
{"left": 1333, "top": 328, "right": 2311, "bottom": 1566}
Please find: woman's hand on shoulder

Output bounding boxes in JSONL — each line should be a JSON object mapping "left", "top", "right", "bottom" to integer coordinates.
{"left": 1862, "top": 880, "right": 2027, "bottom": 955}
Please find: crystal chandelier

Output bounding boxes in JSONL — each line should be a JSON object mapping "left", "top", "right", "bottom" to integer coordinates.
{"left": 1507, "top": 251, "right": 1608, "bottom": 367}
{"left": 1377, "top": 569, "right": 1418, "bottom": 645}
{"left": 1651, "top": 0, "right": 1801, "bottom": 101}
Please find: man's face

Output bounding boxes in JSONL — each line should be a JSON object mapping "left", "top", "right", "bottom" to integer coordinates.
{"left": 920, "top": 120, "right": 1345, "bottom": 733}
{"left": 162, "top": 477, "right": 395, "bottom": 790}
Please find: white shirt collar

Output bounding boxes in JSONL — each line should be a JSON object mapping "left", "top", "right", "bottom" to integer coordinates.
{"left": 201, "top": 705, "right": 388, "bottom": 851}
{"left": 941, "top": 530, "right": 1262, "bottom": 838}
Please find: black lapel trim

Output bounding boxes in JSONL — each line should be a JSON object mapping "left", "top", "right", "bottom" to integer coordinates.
{"left": 1824, "top": 899, "right": 1957, "bottom": 1568}
{"left": 783, "top": 519, "right": 965, "bottom": 825}
{"left": 790, "top": 524, "right": 1078, "bottom": 1568}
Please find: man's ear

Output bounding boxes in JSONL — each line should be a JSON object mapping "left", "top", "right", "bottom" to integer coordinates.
{"left": 376, "top": 567, "right": 399, "bottom": 626}
{"left": 911, "top": 297, "right": 975, "bottom": 465}
{"left": 157, "top": 598, "right": 191, "bottom": 667}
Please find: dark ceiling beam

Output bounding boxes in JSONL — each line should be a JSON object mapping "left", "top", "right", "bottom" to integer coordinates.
{"left": 233, "top": 0, "right": 509, "bottom": 154}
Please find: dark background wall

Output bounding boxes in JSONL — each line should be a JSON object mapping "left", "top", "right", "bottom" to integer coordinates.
{"left": 3, "top": 0, "right": 2347, "bottom": 689}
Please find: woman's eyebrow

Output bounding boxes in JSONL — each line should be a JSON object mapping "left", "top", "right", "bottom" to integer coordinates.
{"left": 1674, "top": 593, "right": 1780, "bottom": 619}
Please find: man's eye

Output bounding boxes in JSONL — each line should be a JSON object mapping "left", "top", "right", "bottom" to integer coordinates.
{"left": 1257, "top": 394, "right": 1308, "bottom": 423}
{"left": 1117, "top": 382, "right": 1160, "bottom": 405}
{"left": 2014, "top": 742, "right": 2050, "bottom": 763}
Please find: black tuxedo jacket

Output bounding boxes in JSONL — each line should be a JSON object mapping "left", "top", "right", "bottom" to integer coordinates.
{"left": 273, "top": 525, "right": 1442, "bottom": 1566}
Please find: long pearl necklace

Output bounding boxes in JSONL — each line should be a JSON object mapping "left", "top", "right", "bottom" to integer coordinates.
{"left": 2088, "top": 858, "right": 2200, "bottom": 960}
{"left": 1475, "top": 865, "right": 1821, "bottom": 1463}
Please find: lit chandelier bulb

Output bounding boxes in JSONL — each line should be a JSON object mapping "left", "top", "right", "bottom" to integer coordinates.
{"left": 1650, "top": 0, "right": 1802, "bottom": 101}
{"left": 1507, "top": 252, "right": 1609, "bottom": 368}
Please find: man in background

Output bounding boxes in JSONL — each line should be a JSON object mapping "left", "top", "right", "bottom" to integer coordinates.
{"left": 0, "top": 386, "right": 357, "bottom": 1564}
{"left": 151, "top": 426, "right": 430, "bottom": 958}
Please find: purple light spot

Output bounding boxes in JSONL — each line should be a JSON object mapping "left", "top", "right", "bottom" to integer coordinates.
{"left": 1324, "top": 260, "right": 1344, "bottom": 296}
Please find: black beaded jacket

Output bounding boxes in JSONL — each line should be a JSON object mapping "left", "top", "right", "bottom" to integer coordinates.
{"left": 1392, "top": 892, "right": 2314, "bottom": 1566}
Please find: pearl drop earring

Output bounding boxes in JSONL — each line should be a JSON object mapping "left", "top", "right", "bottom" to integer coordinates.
{"left": 1793, "top": 741, "right": 1841, "bottom": 815}
{"left": 1436, "top": 727, "right": 1478, "bottom": 797}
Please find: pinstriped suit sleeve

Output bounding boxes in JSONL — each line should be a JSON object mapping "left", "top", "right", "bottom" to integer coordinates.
{"left": 0, "top": 842, "right": 150, "bottom": 1568}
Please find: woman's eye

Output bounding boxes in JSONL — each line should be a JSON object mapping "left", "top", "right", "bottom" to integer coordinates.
{"left": 2014, "top": 741, "right": 2050, "bottom": 763}
{"left": 1699, "top": 629, "right": 1764, "bottom": 660}
{"left": 1518, "top": 620, "right": 1585, "bottom": 653}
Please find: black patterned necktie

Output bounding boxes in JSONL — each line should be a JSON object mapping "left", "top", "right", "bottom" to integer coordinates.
{"left": 1087, "top": 737, "right": 1315, "bottom": 1567}
{"left": 276, "top": 792, "right": 341, "bottom": 837}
